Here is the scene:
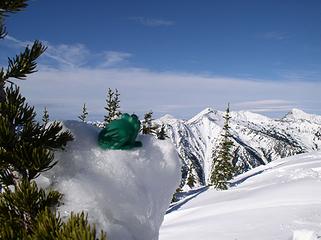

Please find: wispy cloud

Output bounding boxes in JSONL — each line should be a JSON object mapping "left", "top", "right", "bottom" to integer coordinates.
{"left": 3, "top": 36, "right": 132, "bottom": 69}
{"left": 279, "top": 69, "right": 321, "bottom": 82}
{"left": 101, "top": 51, "right": 132, "bottom": 67}
{"left": 44, "top": 43, "right": 90, "bottom": 68}
{"left": 129, "top": 17, "right": 174, "bottom": 27}
{"left": 261, "top": 31, "right": 289, "bottom": 40}
{"left": 234, "top": 99, "right": 296, "bottom": 113}
{"left": 4, "top": 35, "right": 90, "bottom": 68}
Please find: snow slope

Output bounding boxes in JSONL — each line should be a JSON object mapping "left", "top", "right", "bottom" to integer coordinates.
{"left": 159, "top": 152, "right": 321, "bottom": 240}
{"left": 38, "top": 121, "right": 181, "bottom": 240}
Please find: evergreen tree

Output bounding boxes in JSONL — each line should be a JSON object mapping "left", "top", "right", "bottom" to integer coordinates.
{"left": 186, "top": 162, "right": 197, "bottom": 188}
{"left": 78, "top": 103, "right": 88, "bottom": 122}
{"left": 0, "top": 2, "right": 107, "bottom": 239}
{"left": 42, "top": 106, "right": 49, "bottom": 125}
{"left": 141, "top": 111, "right": 157, "bottom": 135}
{"left": 156, "top": 123, "right": 168, "bottom": 140}
{"left": 0, "top": 180, "right": 107, "bottom": 239}
{"left": 0, "top": 86, "right": 74, "bottom": 185}
{"left": 209, "top": 104, "right": 236, "bottom": 190}
{"left": 171, "top": 187, "right": 182, "bottom": 203}
{"left": 104, "top": 88, "right": 121, "bottom": 125}
{"left": 113, "top": 88, "right": 121, "bottom": 117}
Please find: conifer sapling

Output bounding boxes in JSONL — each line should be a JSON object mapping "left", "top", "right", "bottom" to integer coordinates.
{"left": 141, "top": 111, "right": 158, "bottom": 135}
{"left": 156, "top": 123, "right": 168, "bottom": 140}
{"left": 104, "top": 88, "right": 121, "bottom": 126}
{"left": 42, "top": 106, "right": 50, "bottom": 125}
{"left": 186, "top": 162, "right": 197, "bottom": 188}
{"left": 78, "top": 103, "right": 88, "bottom": 122}
{"left": 209, "top": 103, "right": 236, "bottom": 190}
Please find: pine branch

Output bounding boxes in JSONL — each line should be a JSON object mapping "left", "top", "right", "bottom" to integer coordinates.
{"left": 4, "top": 40, "right": 47, "bottom": 81}
{"left": 0, "top": 0, "right": 28, "bottom": 39}
{"left": 0, "top": 15, "right": 7, "bottom": 39}
{"left": 0, "top": 0, "right": 28, "bottom": 14}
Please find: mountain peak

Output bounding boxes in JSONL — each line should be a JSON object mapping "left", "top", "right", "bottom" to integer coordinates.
{"left": 284, "top": 108, "right": 310, "bottom": 120}
{"left": 283, "top": 108, "right": 321, "bottom": 124}
{"left": 157, "top": 114, "right": 181, "bottom": 125}
{"left": 187, "top": 107, "right": 222, "bottom": 124}
{"left": 231, "top": 110, "right": 271, "bottom": 123}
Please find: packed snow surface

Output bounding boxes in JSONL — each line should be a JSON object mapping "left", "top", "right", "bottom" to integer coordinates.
{"left": 159, "top": 151, "right": 321, "bottom": 240}
{"left": 38, "top": 121, "right": 181, "bottom": 240}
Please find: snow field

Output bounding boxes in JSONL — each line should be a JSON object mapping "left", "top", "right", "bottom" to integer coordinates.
{"left": 160, "top": 152, "right": 321, "bottom": 240}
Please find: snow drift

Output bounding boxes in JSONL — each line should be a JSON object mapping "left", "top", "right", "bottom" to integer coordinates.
{"left": 38, "top": 121, "right": 181, "bottom": 240}
{"left": 160, "top": 151, "right": 321, "bottom": 240}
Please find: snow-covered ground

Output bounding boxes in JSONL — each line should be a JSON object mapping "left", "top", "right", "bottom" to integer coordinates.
{"left": 37, "top": 121, "right": 181, "bottom": 240}
{"left": 160, "top": 152, "right": 321, "bottom": 240}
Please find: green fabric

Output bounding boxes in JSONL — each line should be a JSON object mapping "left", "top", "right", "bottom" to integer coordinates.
{"left": 98, "top": 113, "right": 142, "bottom": 150}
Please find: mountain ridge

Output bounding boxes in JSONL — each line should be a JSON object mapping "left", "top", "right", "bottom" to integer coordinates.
{"left": 157, "top": 108, "right": 321, "bottom": 187}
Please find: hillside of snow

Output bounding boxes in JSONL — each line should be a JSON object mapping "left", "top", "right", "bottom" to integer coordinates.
{"left": 158, "top": 108, "right": 321, "bottom": 187}
{"left": 159, "top": 151, "right": 321, "bottom": 240}
{"left": 37, "top": 121, "right": 181, "bottom": 240}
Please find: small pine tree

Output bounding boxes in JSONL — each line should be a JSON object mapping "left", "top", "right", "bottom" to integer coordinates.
{"left": 171, "top": 187, "right": 182, "bottom": 203}
{"left": 78, "top": 103, "right": 88, "bottom": 122}
{"left": 209, "top": 103, "right": 236, "bottom": 190}
{"left": 104, "top": 88, "right": 121, "bottom": 125}
{"left": 141, "top": 111, "right": 158, "bottom": 135}
{"left": 186, "top": 163, "right": 197, "bottom": 188}
{"left": 42, "top": 106, "right": 50, "bottom": 125}
{"left": 156, "top": 123, "right": 168, "bottom": 140}
{"left": 104, "top": 88, "right": 114, "bottom": 124}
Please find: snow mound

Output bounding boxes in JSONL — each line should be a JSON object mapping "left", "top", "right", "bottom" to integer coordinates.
{"left": 160, "top": 152, "right": 321, "bottom": 240}
{"left": 39, "top": 121, "right": 181, "bottom": 240}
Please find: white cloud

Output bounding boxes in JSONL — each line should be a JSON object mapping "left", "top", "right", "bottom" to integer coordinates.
{"left": 4, "top": 35, "right": 90, "bottom": 68}
{"left": 101, "top": 51, "right": 132, "bottom": 67}
{"left": 44, "top": 43, "right": 90, "bottom": 68}
{"left": 3, "top": 36, "right": 132, "bottom": 69}
{"left": 15, "top": 67, "right": 321, "bottom": 121}
{"left": 234, "top": 99, "right": 296, "bottom": 113}
{"left": 129, "top": 17, "right": 174, "bottom": 27}
{"left": 279, "top": 70, "right": 321, "bottom": 82}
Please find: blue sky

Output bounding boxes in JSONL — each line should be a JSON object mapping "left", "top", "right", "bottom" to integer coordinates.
{"left": 1, "top": 0, "right": 321, "bottom": 120}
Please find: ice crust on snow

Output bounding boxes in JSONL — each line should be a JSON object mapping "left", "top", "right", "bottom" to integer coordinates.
{"left": 160, "top": 152, "right": 321, "bottom": 240}
{"left": 38, "top": 121, "right": 181, "bottom": 240}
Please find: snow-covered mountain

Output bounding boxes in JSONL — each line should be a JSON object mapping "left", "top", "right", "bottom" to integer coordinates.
{"left": 157, "top": 108, "right": 321, "bottom": 186}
